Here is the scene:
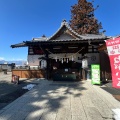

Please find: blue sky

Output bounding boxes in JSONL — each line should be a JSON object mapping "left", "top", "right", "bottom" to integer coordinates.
{"left": 0, "top": 0, "right": 120, "bottom": 61}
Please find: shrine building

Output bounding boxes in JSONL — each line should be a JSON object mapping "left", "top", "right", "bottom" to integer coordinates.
{"left": 11, "top": 20, "right": 111, "bottom": 81}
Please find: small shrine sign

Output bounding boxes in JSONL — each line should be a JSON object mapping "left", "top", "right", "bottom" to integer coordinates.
{"left": 91, "top": 64, "right": 100, "bottom": 85}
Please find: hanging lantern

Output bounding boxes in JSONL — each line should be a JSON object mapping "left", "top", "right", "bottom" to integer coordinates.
{"left": 67, "top": 58, "right": 69, "bottom": 63}
{"left": 64, "top": 58, "right": 66, "bottom": 62}
{"left": 72, "top": 56, "right": 74, "bottom": 61}
{"left": 82, "top": 58, "right": 88, "bottom": 68}
{"left": 61, "top": 59, "right": 63, "bottom": 64}
{"left": 55, "top": 56, "right": 57, "bottom": 62}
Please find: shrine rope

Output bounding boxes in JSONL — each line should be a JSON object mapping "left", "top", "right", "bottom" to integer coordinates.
{"left": 46, "top": 47, "right": 85, "bottom": 59}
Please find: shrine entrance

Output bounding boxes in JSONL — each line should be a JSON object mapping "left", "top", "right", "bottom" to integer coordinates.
{"left": 49, "top": 59, "right": 82, "bottom": 81}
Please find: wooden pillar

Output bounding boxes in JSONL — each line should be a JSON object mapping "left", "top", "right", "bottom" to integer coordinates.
{"left": 46, "top": 53, "right": 49, "bottom": 79}
{"left": 82, "top": 69, "right": 86, "bottom": 80}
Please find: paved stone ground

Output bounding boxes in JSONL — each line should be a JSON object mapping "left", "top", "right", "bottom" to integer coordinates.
{"left": 1, "top": 72, "right": 120, "bottom": 120}
{"left": 0, "top": 77, "right": 120, "bottom": 120}
{"left": 0, "top": 72, "right": 40, "bottom": 110}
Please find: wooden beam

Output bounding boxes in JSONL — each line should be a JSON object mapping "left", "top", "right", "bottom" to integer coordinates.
{"left": 98, "top": 43, "right": 106, "bottom": 51}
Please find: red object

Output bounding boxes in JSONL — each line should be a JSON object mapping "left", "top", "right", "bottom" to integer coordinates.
{"left": 11, "top": 75, "right": 19, "bottom": 84}
{"left": 106, "top": 37, "right": 120, "bottom": 88}
{"left": 12, "top": 75, "right": 15, "bottom": 82}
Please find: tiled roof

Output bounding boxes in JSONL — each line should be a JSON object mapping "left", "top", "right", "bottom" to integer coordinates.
{"left": 80, "top": 34, "right": 108, "bottom": 40}
{"left": 32, "top": 36, "right": 48, "bottom": 41}
{"left": 48, "top": 20, "right": 82, "bottom": 40}
{"left": 48, "top": 20, "right": 108, "bottom": 40}
{"left": 11, "top": 20, "right": 109, "bottom": 48}
{"left": 11, "top": 42, "right": 26, "bottom": 48}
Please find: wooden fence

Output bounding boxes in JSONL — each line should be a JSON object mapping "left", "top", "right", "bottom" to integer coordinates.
{"left": 12, "top": 69, "right": 46, "bottom": 78}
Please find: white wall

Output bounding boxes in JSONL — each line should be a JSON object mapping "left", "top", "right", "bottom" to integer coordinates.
{"left": 27, "top": 55, "right": 44, "bottom": 66}
{"left": 86, "top": 53, "right": 100, "bottom": 65}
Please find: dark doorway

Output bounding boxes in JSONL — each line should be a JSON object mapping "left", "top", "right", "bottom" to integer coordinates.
{"left": 49, "top": 59, "right": 82, "bottom": 81}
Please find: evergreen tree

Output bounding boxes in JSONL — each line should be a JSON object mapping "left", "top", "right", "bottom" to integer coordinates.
{"left": 69, "top": 0, "right": 103, "bottom": 34}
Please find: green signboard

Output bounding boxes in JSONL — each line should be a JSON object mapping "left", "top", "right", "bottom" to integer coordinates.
{"left": 91, "top": 64, "right": 100, "bottom": 85}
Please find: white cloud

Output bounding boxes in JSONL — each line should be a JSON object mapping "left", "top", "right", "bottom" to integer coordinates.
{"left": 0, "top": 57, "right": 27, "bottom": 61}
{"left": 8, "top": 58, "right": 27, "bottom": 61}
{"left": 0, "top": 57, "right": 5, "bottom": 61}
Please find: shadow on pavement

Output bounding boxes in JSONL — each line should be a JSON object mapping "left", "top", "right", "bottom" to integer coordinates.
{"left": 0, "top": 78, "right": 36, "bottom": 110}
{"left": 100, "top": 81, "right": 120, "bottom": 102}
{"left": 19, "top": 81, "right": 87, "bottom": 120}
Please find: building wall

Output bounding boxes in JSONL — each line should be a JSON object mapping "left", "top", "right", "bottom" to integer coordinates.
{"left": 99, "top": 51, "right": 112, "bottom": 81}
{"left": 28, "top": 55, "right": 47, "bottom": 69}
{"left": 28, "top": 55, "right": 44, "bottom": 66}
{"left": 55, "top": 33, "right": 74, "bottom": 40}
{"left": 86, "top": 53, "right": 100, "bottom": 65}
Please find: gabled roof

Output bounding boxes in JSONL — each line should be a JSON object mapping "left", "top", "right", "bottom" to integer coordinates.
{"left": 11, "top": 20, "right": 109, "bottom": 48}
{"left": 48, "top": 20, "right": 83, "bottom": 40}
{"left": 31, "top": 20, "right": 108, "bottom": 42}
{"left": 49, "top": 20, "right": 108, "bottom": 41}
